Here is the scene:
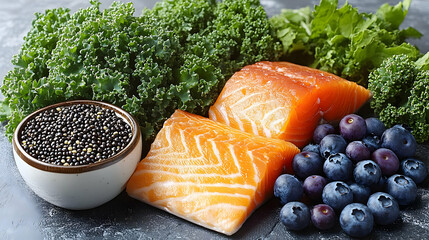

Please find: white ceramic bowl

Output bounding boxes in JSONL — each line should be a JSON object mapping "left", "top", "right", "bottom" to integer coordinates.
{"left": 12, "top": 100, "right": 142, "bottom": 210}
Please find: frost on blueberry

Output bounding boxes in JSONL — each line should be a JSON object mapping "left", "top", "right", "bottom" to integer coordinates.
{"left": 354, "top": 160, "right": 381, "bottom": 186}
{"left": 401, "top": 158, "right": 428, "bottom": 184}
{"left": 340, "top": 203, "right": 374, "bottom": 238}
{"left": 367, "top": 192, "right": 399, "bottom": 225}
{"left": 322, "top": 181, "right": 353, "bottom": 212}
{"left": 387, "top": 174, "right": 417, "bottom": 206}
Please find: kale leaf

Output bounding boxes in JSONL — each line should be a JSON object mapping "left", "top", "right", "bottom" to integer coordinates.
{"left": 1, "top": 0, "right": 280, "bottom": 142}
{"left": 368, "top": 54, "right": 429, "bottom": 142}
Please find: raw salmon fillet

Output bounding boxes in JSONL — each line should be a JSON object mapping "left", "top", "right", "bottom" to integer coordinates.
{"left": 209, "top": 61, "right": 371, "bottom": 147}
{"left": 126, "top": 110, "right": 299, "bottom": 235}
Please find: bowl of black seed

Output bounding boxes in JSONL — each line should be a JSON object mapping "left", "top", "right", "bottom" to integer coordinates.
{"left": 12, "top": 100, "right": 142, "bottom": 210}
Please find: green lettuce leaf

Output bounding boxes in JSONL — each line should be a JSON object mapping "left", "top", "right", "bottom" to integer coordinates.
{"left": 270, "top": 0, "right": 422, "bottom": 85}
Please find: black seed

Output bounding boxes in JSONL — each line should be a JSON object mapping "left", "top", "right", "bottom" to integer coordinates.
{"left": 19, "top": 104, "right": 132, "bottom": 166}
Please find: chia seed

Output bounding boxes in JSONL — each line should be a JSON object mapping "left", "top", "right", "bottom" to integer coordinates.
{"left": 20, "top": 104, "right": 133, "bottom": 166}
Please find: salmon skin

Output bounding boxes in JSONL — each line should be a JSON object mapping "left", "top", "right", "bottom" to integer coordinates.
{"left": 209, "top": 61, "right": 372, "bottom": 148}
{"left": 126, "top": 110, "right": 299, "bottom": 235}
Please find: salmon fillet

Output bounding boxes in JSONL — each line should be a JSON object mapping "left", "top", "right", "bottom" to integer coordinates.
{"left": 209, "top": 61, "right": 372, "bottom": 148}
{"left": 126, "top": 110, "right": 299, "bottom": 235}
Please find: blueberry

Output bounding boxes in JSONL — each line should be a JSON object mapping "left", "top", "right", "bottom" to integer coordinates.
{"left": 319, "top": 134, "right": 347, "bottom": 159}
{"left": 353, "top": 160, "right": 381, "bottom": 187}
{"left": 370, "top": 175, "right": 387, "bottom": 193}
{"left": 362, "top": 135, "right": 381, "bottom": 152}
{"left": 313, "top": 124, "right": 336, "bottom": 144}
{"left": 292, "top": 152, "right": 323, "bottom": 179}
{"left": 401, "top": 158, "right": 428, "bottom": 184}
{"left": 345, "top": 141, "right": 370, "bottom": 163}
{"left": 367, "top": 192, "right": 400, "bottom": 225}
{"left": 322, "top": 181, "right": 353, "bottom": 212}
{"left": 280, "top": 201, "right": 310, "bottom": 231}
{"left": 302, "top": 143, "right": 320, "bottom": 154}
{"left": 365, "top": 117, "right": 386, "bottom": 137}
{"left": 323, "top": 153, "right": 353, "bottom": 181}
{"left": 340, "top": 203, "right": 374, "bottom": 238}
{"left": 349, "top": 183, "right": 371, "bottom": 204}
{"left": 339, "top": 114, "right": 367, "bottom": 141}
{"left": 311, "top": 204, "right": 336, "bottom": 230}
{"left": 372, "top": 148, "right": 399, "bottom": 176}
{"left": 274, "top": 174, "right": 303, "bottom": 205}
{"left": 381, "top": 125, "right": 416, "bottom": 159}
{"left": 303, "top": 175, "right": 327, "bottom": 203}
{"left": 386, "top": 174, "right": 417, "bottom": 206}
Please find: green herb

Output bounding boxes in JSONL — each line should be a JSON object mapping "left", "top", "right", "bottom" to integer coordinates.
{"left": 269, "top": 0, "right": 421, "bottom": 85}
{"left": 368, "top": 54, "right": 429, "bottom": 143}
{"left": 0, "top": 0, "right": 280, "bottom": 142}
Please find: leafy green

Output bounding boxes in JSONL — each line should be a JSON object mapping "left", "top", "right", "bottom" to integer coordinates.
{"left": 368, "top": 55, "right": 417, "bottom": 114}
{"left": 268, "top": 7, "right": 312, "bottom": 55}
{"left": 1, "top": 0, "right": 280, "bottom": 142}
{"left": 269, "top": 0, "right": 421, "bottom": 85}
{"left": 415, "top": 52, "right": 429, "bottom": 70}
{"left": 368, "top": 54, "right": 429, "bottom": 142}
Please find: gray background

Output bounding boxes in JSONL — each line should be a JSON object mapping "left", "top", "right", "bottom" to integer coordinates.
{"left": 1, "top": 0, "right": 428, "bottom": 239}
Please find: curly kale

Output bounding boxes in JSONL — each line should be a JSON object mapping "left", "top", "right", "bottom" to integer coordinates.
{"left": 1, "top": 0, "right": 280, "bottom": 142}
{"left": 406, "top": 72, "right": 429, "bottom": 142}
{"left": 369, "top": 54, "right": 429, "bottom": 142}
{"left": 1, "top": 7, "right": 71, "bottom": 138}
{"left": 368, "top": 54, "right": 417, "bottom": 113}
{"left": 126, "top": 0, "right": 281, "bottom": 140}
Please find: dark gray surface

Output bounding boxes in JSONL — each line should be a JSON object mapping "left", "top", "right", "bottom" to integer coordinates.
{"left": 0, "top": 0, "right": 428, "bottom": 239}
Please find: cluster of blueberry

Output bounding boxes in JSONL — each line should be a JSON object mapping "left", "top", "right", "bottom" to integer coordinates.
{"left": 273, "top": 114, "right": 428, "bottom": 238}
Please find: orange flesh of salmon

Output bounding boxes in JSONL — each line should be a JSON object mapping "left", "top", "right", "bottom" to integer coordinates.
{"left": 126, "top": 110, "right": 300, "bottom": 235}
{"left": 209, "top": 61, "right": 372, "bottom": 148}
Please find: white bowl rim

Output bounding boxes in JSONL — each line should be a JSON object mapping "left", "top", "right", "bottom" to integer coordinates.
{"left": 13, "top": 100, "right": 141, "bottom": 174}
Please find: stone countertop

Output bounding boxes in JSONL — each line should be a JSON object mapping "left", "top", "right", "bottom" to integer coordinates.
{"left": 1, "top": 0, "right": 428, "bottom": 239}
